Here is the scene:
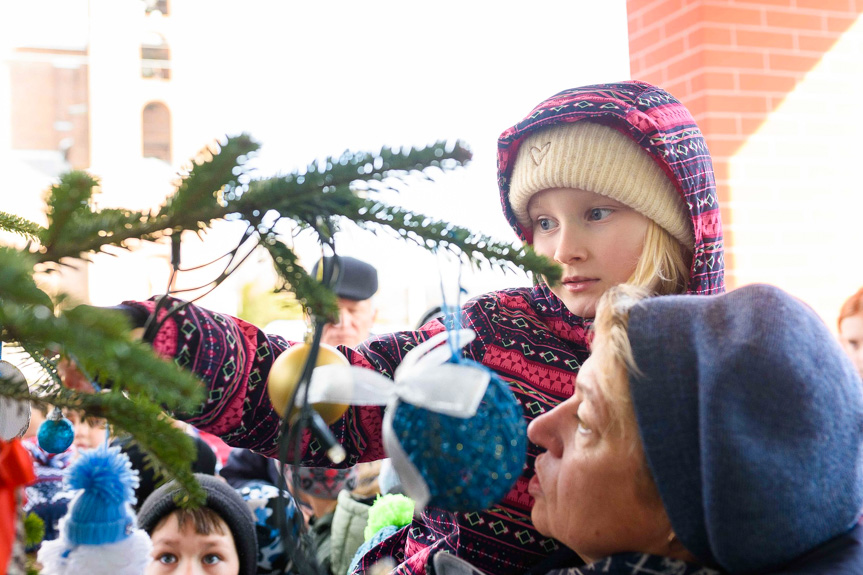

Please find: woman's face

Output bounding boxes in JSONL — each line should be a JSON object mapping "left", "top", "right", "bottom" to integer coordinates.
{"left": 526, "top": 353, "right": 671, "bottom": 563}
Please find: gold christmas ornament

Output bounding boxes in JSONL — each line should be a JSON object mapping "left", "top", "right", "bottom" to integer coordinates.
{"left": 267, "top": 343, "right": 349, "bottom": 424}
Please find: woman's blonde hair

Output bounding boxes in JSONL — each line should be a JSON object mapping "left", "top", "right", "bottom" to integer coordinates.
{"left": 628, "top": 220, "right": 692, "bottom": 296}
{"left": 588, "top": 284, "right": 652, "bottom": 438}
{"left": 589, "top": 284, "right": 661, "bottom": 500}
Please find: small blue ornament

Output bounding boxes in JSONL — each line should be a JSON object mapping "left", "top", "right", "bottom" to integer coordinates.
{"left": 38, "top": 407, "right": 75, "bottom": 453}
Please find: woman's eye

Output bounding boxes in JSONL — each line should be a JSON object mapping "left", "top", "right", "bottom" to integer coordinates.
{"left": 203, "top": 554, "right": 223, "bottom": 565}
{"left": 575, "top": 413, "right": 592, "bottom": 435}
{"left": 157, "top": 553, "right": 178, "bottom": 565}
{"left": 587, "top": 207, "right": 613, "bottom": 222}
{"left": 536, "top": 217, "right": 557, "bottom": 231}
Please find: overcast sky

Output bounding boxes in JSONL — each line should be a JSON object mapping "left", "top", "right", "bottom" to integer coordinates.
{"left": 2, "top": 0, "right": 632, "bottom": 325}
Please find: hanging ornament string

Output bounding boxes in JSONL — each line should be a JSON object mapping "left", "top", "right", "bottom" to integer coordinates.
{"left": 436, "top": 249, "right": 468, "bottom": 360}
{"left": 273, "top": 248, "right": 343, "bottom": 575}
{"left": 140, "top": 223, "right": 265, "bottom": 345}
{"left": 133, "top": 220, "right": 334, "bottom": 575}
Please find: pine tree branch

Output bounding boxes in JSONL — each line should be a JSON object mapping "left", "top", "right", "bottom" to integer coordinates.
{"left": 0, "top": 249, "right": 204, "bottom": 412}
{"left": 0, "top": 379, "right": 205, "bottom": 506}
{"left": 35, "top": 136, "right": 259, "bottom": 265}
{"left": 258, "top": 233, "right": 340, "bottom": 321}
{"left": 160, "top": 134, "right": 259, "bottom": 223}
{"left": 0, "top": 211, "right": 44, "bottom": 240}
{"left": 2, "top": 133, "right": 560, "bottom": 508}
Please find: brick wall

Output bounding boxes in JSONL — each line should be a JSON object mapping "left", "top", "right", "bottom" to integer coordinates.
{"left": 627, "top": 0, "right": 863, "bottom": 328}
{"left": 8, "top": 48, "right": 90, "bottom": 169}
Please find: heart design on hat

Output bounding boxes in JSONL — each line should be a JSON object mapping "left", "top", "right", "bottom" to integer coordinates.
{"left": 530, "top": 142, "right": 551, "bottom": 166}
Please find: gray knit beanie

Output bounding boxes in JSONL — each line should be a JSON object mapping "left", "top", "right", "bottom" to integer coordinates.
{"left": 626, "top": 284, "right": 863, "bottom": 573}
{"left": 138, "top": 473, "right": 258, "bottom": 575}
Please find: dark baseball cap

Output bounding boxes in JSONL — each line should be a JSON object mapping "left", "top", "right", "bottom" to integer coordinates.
{"left": 311, "top": 256, "right": 378, "bottom": 301}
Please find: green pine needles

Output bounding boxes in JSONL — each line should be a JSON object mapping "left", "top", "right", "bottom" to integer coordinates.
{"left": 0, "top": 134, "right": 559, "bottom": 503}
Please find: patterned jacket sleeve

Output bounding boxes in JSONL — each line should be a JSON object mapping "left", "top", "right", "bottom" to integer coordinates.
{"left": 119, "top": 296, "right": 446, "bottom": 465}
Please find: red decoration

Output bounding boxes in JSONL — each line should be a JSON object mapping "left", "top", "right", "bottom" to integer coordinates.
{"left": 0, "top": 438, "right": 36, "bottom": 575}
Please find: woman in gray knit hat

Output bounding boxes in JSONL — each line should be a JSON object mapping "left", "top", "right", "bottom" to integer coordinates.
{"left": 524, "top": 283, "right": 863, "bottom": 574}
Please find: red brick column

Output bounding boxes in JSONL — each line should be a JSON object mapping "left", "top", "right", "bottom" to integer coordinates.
{"left": 627, "top": 0, "right": 862, "bottom": 288}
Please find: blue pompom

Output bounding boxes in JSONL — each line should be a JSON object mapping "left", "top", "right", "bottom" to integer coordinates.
{"left": 63, "top": 445, "right": 140, "bottom": 546}
{"left": 66, "top": 445, "right": 138, "bottom": 505}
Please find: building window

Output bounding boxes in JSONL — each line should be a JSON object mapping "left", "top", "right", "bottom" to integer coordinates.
{"left": 144, "top": 0, "right": 169, "bottom": 16}
{"left": 141, "top": 32, "right": 171, "bottom": 79}
{"left": 142, "top": 102, "right": 171, "bottom": 163}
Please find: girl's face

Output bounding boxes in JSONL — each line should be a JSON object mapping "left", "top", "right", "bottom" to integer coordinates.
{"left": 839, "top": 312, "right": 863, "bottom": 378}
{"left": 146, "top": 513, "right": 240, "bottom": 575}
{"left": 526, "top": 353, "right": 671, "bottom": 563}
{"left": 528, "top": 188, "right": 649, "bottom": 318}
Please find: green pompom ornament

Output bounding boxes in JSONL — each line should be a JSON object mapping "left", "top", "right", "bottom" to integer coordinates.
{"left": 364, "top": 493, "right": 415, "bottom": 542}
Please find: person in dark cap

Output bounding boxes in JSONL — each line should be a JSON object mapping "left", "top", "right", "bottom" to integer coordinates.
{"left": 138, "top": 473, "right": 258, "bottom": 575}
{"left": 311, "top": 256, "right": 379, "bottom": 348}
{"left": 524, "top": 283, "right": 863, "bottom": 575}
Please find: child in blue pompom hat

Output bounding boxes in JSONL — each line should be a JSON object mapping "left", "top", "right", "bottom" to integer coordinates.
{"left": 36, "top": 444, "right": 152, "bottom": 575}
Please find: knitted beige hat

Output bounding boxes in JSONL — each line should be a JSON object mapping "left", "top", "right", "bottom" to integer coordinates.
{"left": 508, "top": 121, "right": 694, "bottom": 247}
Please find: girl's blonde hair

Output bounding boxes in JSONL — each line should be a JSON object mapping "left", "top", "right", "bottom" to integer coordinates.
{"left": 628, "top": 220, "right": 692, "bottom": 296}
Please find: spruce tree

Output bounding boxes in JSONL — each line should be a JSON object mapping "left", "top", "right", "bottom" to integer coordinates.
{"left": 0, "top": 134, "right": 558, "bottom": 501}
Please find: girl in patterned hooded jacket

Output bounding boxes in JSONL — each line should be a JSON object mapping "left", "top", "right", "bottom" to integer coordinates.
{"left": 113, "top": 80, "right": 725, "bottom": 575}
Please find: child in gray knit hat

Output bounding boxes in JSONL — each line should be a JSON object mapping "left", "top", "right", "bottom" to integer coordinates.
{"left": 138, "top": 473, "right": 258, "bottom": 575}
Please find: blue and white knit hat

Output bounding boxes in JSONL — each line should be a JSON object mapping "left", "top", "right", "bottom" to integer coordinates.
{"left": 63, "top": 445, "right": 139, "bottom": 545}
{"left": 37, "top": 444, "right": 152, "bottom": 575}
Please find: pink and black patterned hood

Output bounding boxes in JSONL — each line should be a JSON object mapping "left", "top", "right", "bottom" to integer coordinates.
{"left": 497, "top": 80, "right": 724, "bottom": 295}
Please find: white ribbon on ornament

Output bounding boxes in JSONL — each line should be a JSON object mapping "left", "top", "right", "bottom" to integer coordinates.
{"left": 297, "top": 328, "right": 490, "bottom": 512}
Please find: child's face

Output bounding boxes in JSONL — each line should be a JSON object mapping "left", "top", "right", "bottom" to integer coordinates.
{"left": 63, "top": 409, "right": 108, "bottom": 451}
{"left": 146, "top": 513, "right": 240, "bottom": 575}
{"left": 528, "top": 188, "right": 649, "bottom": 318}
{"left": 839, "top": 312, "right": 863, "bottom": 378}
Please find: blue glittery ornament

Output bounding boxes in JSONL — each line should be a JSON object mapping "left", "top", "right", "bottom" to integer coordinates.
{"left": 38, "top": 407, "right": 75, "bottom": 453}
{"left": 303, "top": 326, "right": 528, "bottom": 513}
{"left": 390, "top": 360, "right": 527, "bottom": 512}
